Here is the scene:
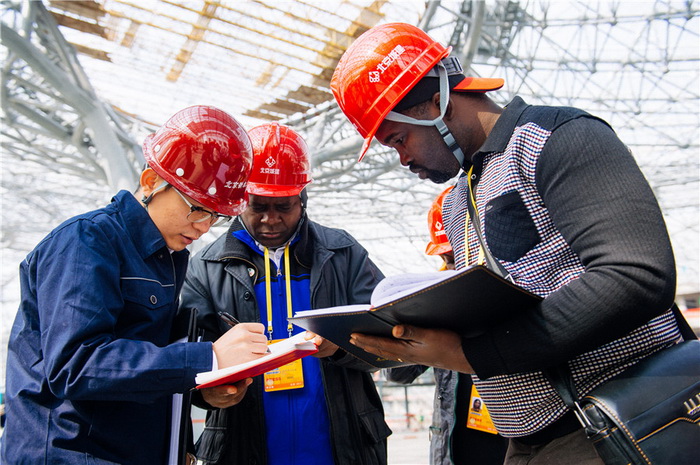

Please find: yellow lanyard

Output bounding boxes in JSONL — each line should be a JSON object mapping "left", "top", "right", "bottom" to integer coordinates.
{"left": 465, "top": 166, "right": 486, "bottom": 266}
{"left": 263, "top": 245, "right": 294, "bottom": 339}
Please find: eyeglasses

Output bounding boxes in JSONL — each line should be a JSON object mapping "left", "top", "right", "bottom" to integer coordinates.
{"left": 173, "top": 188, "right": 232, "bottom": 226}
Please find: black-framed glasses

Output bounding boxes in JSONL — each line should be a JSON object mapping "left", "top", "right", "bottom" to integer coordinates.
{"left": 173, "top": 188, "right": 232, "bottom": 226}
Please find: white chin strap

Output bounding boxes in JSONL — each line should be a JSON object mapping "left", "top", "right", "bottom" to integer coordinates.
{"left": 142, "top": 180, "right": 169, "bottom": 206}
{"left": 385, "top": 62, "right": 466, "bottom": 167}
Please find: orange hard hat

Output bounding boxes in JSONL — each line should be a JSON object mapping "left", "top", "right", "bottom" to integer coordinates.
{"left": 425, "top": 186, "right": 454, "bottom": 256}
{"left": 246, "top": 123, "right": 312, "bottom": 197}
{"left": 331, "top": 22, "right": 503, "bottom": 162}
{"left": 143, "top": 105, "right": 253, "bottom": 216}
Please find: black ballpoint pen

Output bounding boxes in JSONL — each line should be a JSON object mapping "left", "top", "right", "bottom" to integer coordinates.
{"left": 218, "top": 311, "right": 240, "bottom": 327}
{"left": 218, "top": 311, "right": 271, "bottom": 353}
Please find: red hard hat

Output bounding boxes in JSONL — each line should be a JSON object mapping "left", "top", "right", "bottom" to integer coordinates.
{"left": 425, "top": 186, "right": 454, "bottom": 256}
{"left": 143, "top": 105, "right": 253, "bottom": 216}
{"left": 246, "top": 123, "right": 312, "bottom": 197}
{"left": 331, "top": 23, "right": 503, "bottom": 161}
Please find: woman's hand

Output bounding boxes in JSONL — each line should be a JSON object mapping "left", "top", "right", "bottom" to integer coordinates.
{"left": 201, "top": 378, "right": 253, "bottom": 408}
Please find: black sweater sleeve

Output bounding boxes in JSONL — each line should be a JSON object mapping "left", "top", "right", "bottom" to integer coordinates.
{"left": 463, "top": 117, "right": 676, "bottom": 378}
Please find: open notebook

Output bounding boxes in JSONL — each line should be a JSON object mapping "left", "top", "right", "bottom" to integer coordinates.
{"left": 290, "top": 266, "right": 541, "bottom": 368}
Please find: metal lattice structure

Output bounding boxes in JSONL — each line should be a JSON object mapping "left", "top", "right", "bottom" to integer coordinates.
{"left": 2, "top": 0, "right": 699, "bottom": 337}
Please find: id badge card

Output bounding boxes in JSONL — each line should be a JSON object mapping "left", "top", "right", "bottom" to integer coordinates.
{"left": 466, "top": 384, "right": 498, "bottom": 434}
{"left": 264, "top": 339, "right": 305, "bottom": 392}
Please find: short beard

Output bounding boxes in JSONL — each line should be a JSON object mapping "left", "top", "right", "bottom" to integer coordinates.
{"left": 425, "top": 168, "right": 455, "bottom": 184}
{"left": 419, "top": 151, "right": 461, "bottom": 184}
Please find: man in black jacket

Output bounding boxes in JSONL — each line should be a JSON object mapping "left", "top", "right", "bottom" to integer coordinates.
{"left": 181, "top": 123, "right": 390, "bottom": 465}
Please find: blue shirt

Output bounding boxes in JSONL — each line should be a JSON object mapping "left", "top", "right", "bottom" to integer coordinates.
{"left": 2, "top": 191, "right": 213, "bottom": 465}
{"left": 233, "top": 229, "right": 334, "bottom": 465}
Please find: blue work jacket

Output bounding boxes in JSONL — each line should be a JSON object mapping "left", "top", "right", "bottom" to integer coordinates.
{"left": 2, "top": 190, "right": 213, "bottom": 465}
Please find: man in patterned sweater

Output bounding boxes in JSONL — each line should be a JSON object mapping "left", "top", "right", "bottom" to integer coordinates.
{"left": 330, "top": 23, "right": 679, "bottom": 464}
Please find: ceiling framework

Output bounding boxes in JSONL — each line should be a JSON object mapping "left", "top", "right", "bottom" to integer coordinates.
{"left": 1, "top": 0, "right": 699, "bottom": 322}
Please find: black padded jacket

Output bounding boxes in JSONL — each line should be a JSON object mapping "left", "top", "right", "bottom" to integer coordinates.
{"left": 181, "top": 217, "right": 391, "bottom": 465}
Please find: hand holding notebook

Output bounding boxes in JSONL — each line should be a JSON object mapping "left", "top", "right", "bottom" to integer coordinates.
{"left": 290, "top": 266, "right": 541, "bottom": 368}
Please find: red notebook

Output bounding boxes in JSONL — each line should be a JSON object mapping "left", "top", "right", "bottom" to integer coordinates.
{"left": 195, "top": 333, "right": 318, "bottom": 389}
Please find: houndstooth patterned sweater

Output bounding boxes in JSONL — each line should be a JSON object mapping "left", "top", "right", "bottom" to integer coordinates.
{"left": 442, "top": 96, "right": 679, "bottom": 437}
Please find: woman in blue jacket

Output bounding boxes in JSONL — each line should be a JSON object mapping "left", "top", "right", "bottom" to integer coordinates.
{"left": 2, "top": 106, "right": 267, "bottom": 465}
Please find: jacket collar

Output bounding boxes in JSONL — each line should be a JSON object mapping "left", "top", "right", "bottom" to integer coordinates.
{"left": 468, "top": 96, "right": 529, "bottom": 167}
{"left": 223, "top": 216, "right": 314, "bottom": 269}
{"left": 112, "top": 190, "right": 185, "bottom": 260}
{"left": 216, "top": 218, "right": 256, "bottom": 262}
{"left": 202, "top": 214, "right": 355, "bottom": 269}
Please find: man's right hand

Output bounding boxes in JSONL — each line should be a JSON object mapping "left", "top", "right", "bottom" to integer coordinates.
{"left": 212, "top": 322, "right": 268, "bottom": 368}
{"left": 350, "top": 324, "right": 474, "bottom": 374}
